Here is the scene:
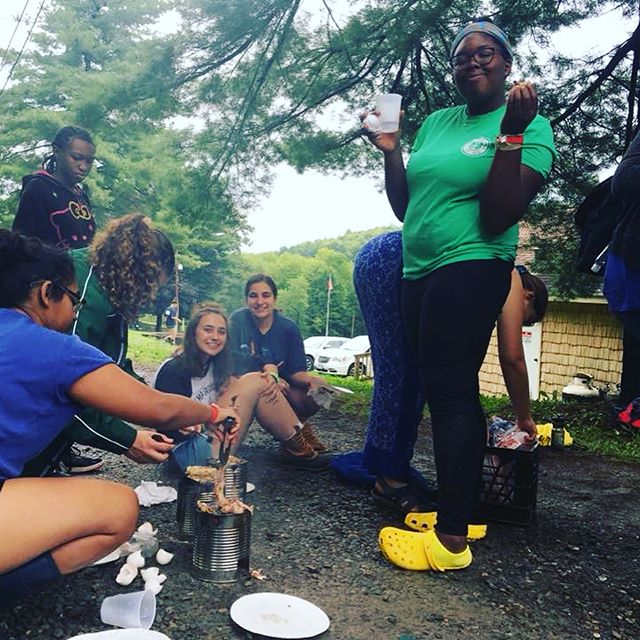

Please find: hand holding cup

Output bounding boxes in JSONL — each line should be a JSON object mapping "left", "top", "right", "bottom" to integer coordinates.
{"left": 361, "top": 109, "right": 403, "bottom": 154}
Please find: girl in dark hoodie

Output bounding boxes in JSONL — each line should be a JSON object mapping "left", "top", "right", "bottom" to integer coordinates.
{"left": 12, "top": 126, "right": 97, "bottom": 250}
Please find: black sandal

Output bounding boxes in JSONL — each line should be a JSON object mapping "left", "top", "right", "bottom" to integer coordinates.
{"left": 371, "top": 477, "right": 437, "bottom": 515}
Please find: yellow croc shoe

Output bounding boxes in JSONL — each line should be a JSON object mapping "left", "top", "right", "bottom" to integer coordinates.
{"left": 378, "top": 527, "right": 472, "bottom": 571}
{"left": 424, "top": 530, "right": 473, "bottom": 571}
{"left": 379, "top": 526, "right": 431, "bottom": 570}
{"left": 404, "top": 512, "right": 487, "bottom": 541}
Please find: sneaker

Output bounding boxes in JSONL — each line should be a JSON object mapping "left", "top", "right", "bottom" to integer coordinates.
{"left": 60, "top": 447, "right": 104, "bottom": 474}
{"left": 280, "top": 428, "right": 332, "bottom": 471}
{"left": 300, "top": 422, "right": 331, "bottom": 454}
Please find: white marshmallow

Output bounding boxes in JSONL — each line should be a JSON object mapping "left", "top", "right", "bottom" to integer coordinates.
{"left": 144, "top": 579, "right": 163, "bottom": 595}
{"left": 137, "top": 522, "right": 157, "bottom": 536}
{"left": 115, "top": 563, "right": 138, "bottom": 586}
{"left": 363, "top": 113, "right": 382, "bottom": 133}
{"left": 140, "top": 567, "right": 160, "bottom": 582}
{"left": 155, "top": 549, "right": 174, "bottom": 565}
{"left": 126, "top": 550, "right": 145, "bottom": 568}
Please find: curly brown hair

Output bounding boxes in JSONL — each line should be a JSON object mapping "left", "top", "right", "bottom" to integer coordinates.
{"left": 89, "top": 214, "right": 175, "bottom": 322}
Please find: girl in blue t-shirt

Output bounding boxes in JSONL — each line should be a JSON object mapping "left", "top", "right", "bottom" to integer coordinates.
{"left": 0, "top": 230, "right": 239, "bottom": 605}
{"left": 228, "top": 274, "right": 335, "bottom": 466}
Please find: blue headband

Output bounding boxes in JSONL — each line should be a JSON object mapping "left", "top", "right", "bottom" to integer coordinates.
{"left": 450, "top": 21, "right": 514, "bottom": 61}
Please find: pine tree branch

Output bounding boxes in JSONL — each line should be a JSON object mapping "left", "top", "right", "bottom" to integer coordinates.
{"left": 551, "top": 22, "right": 639, "bottom": 127}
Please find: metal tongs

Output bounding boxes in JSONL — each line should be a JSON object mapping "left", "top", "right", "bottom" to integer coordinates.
{"left": 218, "top": 416, "right": 236, "bottom": 467}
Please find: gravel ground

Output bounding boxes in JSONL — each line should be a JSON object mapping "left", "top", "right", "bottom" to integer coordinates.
{"left": 1, "top": 377, "right": 639, "bottom": 640}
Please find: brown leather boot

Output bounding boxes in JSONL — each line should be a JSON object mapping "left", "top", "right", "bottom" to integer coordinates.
{"left": 281, "top": 427, "right": 332, "bottom": 471}
{"left": 300, "top": 422, "right": 331, "bottom": 454}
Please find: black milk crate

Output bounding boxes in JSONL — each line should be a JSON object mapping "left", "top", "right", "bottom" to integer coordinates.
{"left": 479, "top": 445, "right": 539, "bottom": 526}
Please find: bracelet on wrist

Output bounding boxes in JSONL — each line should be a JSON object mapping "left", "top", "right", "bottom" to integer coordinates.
{"left": 269, "top": 372, "right": 280, "bottom": 384}
{"left": 210, "top": 404, "right": 220, "bottom": 423}
{"left": 495, "top": 134, "right": 524, "bottom": 152}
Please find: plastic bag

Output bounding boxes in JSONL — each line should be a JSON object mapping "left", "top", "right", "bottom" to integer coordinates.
{"left": 169, "top": 433, "right": 214, "bottom": 473}
{"left": 487, "top": 416, "right": 536, "bottom": 450}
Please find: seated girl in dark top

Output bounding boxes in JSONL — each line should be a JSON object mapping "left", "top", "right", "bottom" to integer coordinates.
{"left": 155, "top": 303, "right": 332, "bottom": 471}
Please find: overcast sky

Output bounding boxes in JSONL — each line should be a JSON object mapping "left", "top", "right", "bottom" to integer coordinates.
{"left": 0, "top": 2, "right": 631, "bottom": 252}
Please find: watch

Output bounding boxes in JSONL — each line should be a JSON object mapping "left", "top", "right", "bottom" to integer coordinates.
{"left": 495, "top": 134, "right": 524, "bottom": 151}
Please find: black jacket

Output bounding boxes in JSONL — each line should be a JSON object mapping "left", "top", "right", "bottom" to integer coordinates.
{"left": 12, "top": 171, "right": 96, "bottom": 249}
{"left": 611, "top": 130, "right": 640, "bottom": 269}
{"left": 154, "top": 356, "right": 193, "bottom": 397}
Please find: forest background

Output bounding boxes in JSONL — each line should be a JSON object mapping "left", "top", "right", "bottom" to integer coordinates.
{"left": 0, "top": 0, "right": 638, "bottom": 339}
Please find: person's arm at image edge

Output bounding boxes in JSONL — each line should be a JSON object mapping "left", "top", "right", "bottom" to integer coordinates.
{"left": 12, "top": 183, "right": 44, "bottom": 238}
{"left": 384, "top": 145, "right": 409, "bottom": 222}
{"left": 496, "top": 271, "right": 537, "bottom": 439}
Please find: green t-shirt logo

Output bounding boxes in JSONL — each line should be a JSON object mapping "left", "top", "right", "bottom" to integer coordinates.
{"left": 461, "top": 137, "right": 491, "bottom": 156}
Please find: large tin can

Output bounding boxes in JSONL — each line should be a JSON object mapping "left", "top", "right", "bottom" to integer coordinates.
{"left": 191, "top": 505, "right": 251, "bottom": 583}
{"left": 176, "top": 459, "right": 248, "bottom": 541}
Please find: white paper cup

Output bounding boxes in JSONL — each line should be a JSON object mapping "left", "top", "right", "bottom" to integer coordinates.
{"left": 100, "top": 589, "right": 156, "bottom": 629}
{"left": 375, "top": 93, "right": 402, "bottom": 133}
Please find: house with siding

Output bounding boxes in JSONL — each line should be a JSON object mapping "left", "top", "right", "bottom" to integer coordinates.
{"left": 478, "top": 226, "right": 623, "bottom": 399}
{"left": 479, "top": 297, "right": 622, "bottom": 398}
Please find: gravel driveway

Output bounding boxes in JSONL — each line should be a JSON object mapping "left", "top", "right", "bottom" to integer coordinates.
{"left": 1, "top": 384, "right": 639, "bottom": 640}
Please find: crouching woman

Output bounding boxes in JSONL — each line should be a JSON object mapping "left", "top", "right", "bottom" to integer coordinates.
{"left": 0, "top": 230, "right": 238, "bottom": 605}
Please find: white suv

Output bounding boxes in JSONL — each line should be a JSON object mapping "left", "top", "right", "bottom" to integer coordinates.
{"left": 303, "top": 336, "right": 349, "bottom": 371}
{"left": 314, "top": 335, "right": 371, "bottom": 377}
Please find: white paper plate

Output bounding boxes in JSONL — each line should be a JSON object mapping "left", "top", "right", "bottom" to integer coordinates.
{"left": 67, "top": 631, "right": 171, "bottom": 640}
{"left": 230, "top": 592, "right": 330, "bottom": 639}
{"left": 246, "top": 482, "right": 256, "bottom": 494}
{"left": 331, "top": 385, "right": 354, "bottom": 394}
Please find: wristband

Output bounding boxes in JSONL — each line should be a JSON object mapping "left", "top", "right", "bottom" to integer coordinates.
{"left": 210, "top": 404, "right": 220, "bottom": 423}
{"left": 269, "top": 372, "right": 280, "bottom": 384}
{"left": 495, "top": 134, "right": 524, "bottom": 151}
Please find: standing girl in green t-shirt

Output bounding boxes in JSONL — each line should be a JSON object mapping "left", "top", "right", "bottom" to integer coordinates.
{"left": 364, "top": 19, "right": 555, "bottom": 571}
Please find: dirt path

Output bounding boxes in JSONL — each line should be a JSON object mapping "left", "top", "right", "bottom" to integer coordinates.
{"left": 1, "top": 402, "right": 638, "bottom": 640}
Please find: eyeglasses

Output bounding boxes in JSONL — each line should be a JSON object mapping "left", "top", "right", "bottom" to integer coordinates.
{"left": 53, "top": 281, "right": 85, "bottom": 312}
{"left": 31, "top": 280, "right": 85, "bottom": 313}
{"left": 450, "top": 46, "right": 496, "bottom": 70}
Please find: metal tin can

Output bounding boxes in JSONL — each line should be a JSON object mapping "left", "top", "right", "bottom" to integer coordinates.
{"left": 176, "top": 459, "right": 248, "bottom": 541}
{"left": 191, "top": 505, "right": 251, "bottom": 583}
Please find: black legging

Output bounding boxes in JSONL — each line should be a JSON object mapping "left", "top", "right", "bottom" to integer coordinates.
{"left": 401, "top": 259, "right": 512, "bottom": 536}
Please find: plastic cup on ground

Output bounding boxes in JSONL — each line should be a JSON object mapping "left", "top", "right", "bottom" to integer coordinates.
{"left": 375, "top": 93, "right": 402, "bottom": 133}
{"left": 100, "top": 589, "right": 156, "bottom": 629}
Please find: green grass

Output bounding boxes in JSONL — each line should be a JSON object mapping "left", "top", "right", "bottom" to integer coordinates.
{"left": 481, "top": 392, "right": 640, "bottom": 463}
{"left": 317, "top": 373, "right": 374, "bottom": 421}
{"left": 128, "top": 330, "right": 176, "bottom": 365}
{"left": 317, "top": 373, "right": 639, "bottom": 464}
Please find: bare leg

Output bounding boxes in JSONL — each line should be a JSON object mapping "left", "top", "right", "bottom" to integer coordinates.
{"left": 0, "top": 477, "right": 138, "bottom": 575}
{"left": 216, "top": 373, "right": 301, "bottom": 455}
